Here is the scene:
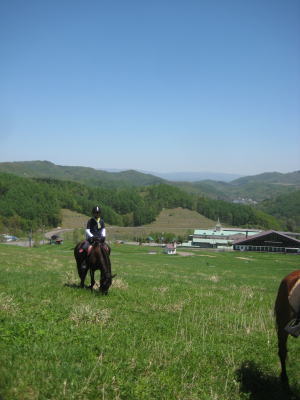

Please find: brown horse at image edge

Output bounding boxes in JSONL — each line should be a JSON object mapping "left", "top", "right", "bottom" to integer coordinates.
{"left": 274, "top": 269, "right": 300, "bottom": 383}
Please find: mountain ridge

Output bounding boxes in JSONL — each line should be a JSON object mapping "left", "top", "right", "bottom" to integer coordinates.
{"left": 0, "top": 160, "right": 299, "bottom": 203}
{"left": 104, "top": 169, "right": 243, "bottom": 182}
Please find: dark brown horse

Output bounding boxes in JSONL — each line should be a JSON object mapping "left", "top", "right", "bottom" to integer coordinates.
{"left": 74, "top": 238, "right": 115, "bottom": 295}
{"left": 274, "top": 269, "right": 300, "bottom": 382}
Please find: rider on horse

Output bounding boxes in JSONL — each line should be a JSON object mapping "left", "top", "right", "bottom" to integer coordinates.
{"left": 80, "top": 206, "right": 106, "bottom": 254}
{"left": 86, "top": 205, "right": 106, "bottom": 243}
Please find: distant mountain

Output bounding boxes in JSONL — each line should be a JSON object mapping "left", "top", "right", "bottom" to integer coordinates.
{"left": 173, "top": 172, "right": 300, "bottom": 202}
{"left": 102, "top": 169, "right": 243, "bottom": 182}
{"left": 138, "top": 171, "right": 243, "bottom": 182}
{"left": 231, "top": 171, "right": 300, "bottom": 185}
{"left": 0, "top": 161, "right": 164, "bottom": 188}
{"left": 0, "top": 161, "right": 299, "bottom": 204}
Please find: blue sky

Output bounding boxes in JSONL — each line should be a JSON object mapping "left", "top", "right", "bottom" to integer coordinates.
{"left": 1, "top": 0, "right": 299, "bottom": 175}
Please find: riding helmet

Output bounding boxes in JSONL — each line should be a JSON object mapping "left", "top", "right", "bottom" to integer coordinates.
{"left": 92, "top": 205, "right": 101, "bottom": 214}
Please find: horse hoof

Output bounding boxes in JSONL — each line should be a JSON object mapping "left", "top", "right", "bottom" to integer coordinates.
{"left": 280, "top": 372, "right": 289, "bottom": 384}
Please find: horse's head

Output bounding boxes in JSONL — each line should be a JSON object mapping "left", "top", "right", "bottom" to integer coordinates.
{"left": 100, "top": 272, "right": 114, "bottom": 295}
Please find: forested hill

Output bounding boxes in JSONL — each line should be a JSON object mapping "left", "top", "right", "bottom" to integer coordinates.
{"left": 174, "top": 171, "right": 300, "bottom": 202}
{"left": 231, "top": 171, "right": 300, "bottom": 185}
{"left": 0, "top": 160, "right": 164, "bottom": 188}
{"left": 0, "top": 161, "right": 299, "bottom": 204}
{"left": 257, "top": 190, "right": 300, "bottom": 232}
{"left": 0, "top": 172, "right": 281, "bottom": 235}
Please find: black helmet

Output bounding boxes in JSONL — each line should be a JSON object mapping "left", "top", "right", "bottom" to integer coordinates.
{"left": 92, "top": 205, "right": 101, "bottom": 215}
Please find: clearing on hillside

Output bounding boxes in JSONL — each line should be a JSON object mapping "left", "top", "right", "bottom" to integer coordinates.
{"left": 107, "top": 207, "right": 217, "bottom": 240}
{"left": 60, "top": 209, "right": 89, "bottom": 229}
{"left": 60, "top": 207, "right": 217, "bottom": 240}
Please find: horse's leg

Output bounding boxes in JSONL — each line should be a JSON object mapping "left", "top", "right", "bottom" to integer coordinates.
{"left": 80, "top": 264, "right": 89, "bottom": 288}
{"left": 76, "top": 259, "right": 88, "bottom": 288}
{"left": 277, "top": 328, "right": 289, "bottom": 383}
{"left": 90, "top": 268, "right": 95, "bottom": 290}
{"left": 275, "top": 279, "right": 291, "bottom": 384}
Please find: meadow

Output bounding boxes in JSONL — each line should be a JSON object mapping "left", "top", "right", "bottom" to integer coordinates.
{"left": 0, "top": 242, "right": 299, "bottom": 400}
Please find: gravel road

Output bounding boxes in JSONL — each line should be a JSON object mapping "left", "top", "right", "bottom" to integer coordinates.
{"left": 1, "top": 228, "right": 74, "bottom": 247}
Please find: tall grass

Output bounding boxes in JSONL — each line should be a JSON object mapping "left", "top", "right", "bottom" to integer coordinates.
{"left": 0, "top": 243, "right": 299, "bottom": 399}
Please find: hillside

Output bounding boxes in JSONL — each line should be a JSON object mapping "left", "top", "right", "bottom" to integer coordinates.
{"left": 231, "top": 170, "right": 300, "bottom": 185}
{"left": 60, "top": 208, "right": 217, "bottom": 241}
{"left": 175, "top": 173, "right": 300, "bottom": 202}
{"left": 60, "top": 209, "right": 89, "bottom": 229}
{"left": 1, "top": 160, "right": 299, "bottom": 203}
{"left": 0, "top": 160, "right": 164, "bottom": 188}
{"left": 145, "top": 170, "right": 242, "bottom": 182}
{"left": 257, "top": 190, "right": 300, "bottom": 232}
{"left": 0, "top": 172, "right": 281, "bottom": 235}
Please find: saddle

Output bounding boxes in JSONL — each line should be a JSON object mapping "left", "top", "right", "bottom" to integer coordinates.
{"left": 78, "top": 240, "right": 109, "bottom": 256}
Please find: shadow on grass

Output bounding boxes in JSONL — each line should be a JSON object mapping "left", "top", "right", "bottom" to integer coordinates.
{"left": 64, "top": 283, "right": 95, "bottom": 290}
{"left": 64, "top": 283, "right": 82, "bottom": 289}
{"left": 236, "top": 361, "right": 300, "bottom": 400}
{"left": 64, "top": 283, "right": 103, "bottom": 295}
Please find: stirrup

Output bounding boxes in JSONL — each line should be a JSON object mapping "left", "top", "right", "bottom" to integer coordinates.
{"left": 284, "top": 318, "right": 300, "bottom": 338}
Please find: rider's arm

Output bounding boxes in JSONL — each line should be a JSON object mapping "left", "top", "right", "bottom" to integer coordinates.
{"left": 86, "top": 219, "right": 94, "bottom": 239}
{"left": 86, "top": 228, "right": 93, "bottom": 238}
{"left": 100, "top": 219, "right": 106, "bottom": 238}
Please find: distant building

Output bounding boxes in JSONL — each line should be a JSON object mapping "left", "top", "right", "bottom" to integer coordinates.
{"left": 233, "top": 230, "right": 300, "bottom": 253}
{"left": 164, "top": 243, "right": 177, "bottom": 255}
{"left": 182, "top": 219, "right": 261, "bottom": 249}
{"left": 233, "top": 198, "right": 258, "bottom": 205}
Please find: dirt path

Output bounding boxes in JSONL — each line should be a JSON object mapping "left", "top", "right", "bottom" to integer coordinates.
{"left": 1, "top": 228, "right": 74, "bottom": 247}
{"left": 44, "top": 228, "right": 73, "bottom": 239}
{"left": 177, "top": 251, "right": 195, "bottom": 256}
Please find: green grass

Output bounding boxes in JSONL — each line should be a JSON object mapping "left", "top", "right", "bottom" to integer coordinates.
{"left": 0, "top": 243, "right": 299, "bottom": 399}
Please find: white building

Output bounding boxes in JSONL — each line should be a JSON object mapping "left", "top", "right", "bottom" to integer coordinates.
{"left": 182, "top": 219, "right": 261, "bottom": 249}
{"left": 164, "top": 243, "right": 177, "bottom": 255}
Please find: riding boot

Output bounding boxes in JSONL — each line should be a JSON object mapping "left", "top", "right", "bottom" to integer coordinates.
{"left": 79, "top": 240, "right": 90, "bottom": 255}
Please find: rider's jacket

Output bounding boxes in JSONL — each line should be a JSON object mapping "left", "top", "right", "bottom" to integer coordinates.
{"left": 86, "top": 218, "right": 105, "bottom": 239}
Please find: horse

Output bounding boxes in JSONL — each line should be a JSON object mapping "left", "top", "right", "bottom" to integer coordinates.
{"left": 74, "top": 238, "right": 115, "bottom": 295}
{"left": 274, "top": 269, "right": 300, "bottom": 383}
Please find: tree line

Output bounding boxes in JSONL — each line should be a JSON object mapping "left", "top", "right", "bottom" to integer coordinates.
{"left": 257, "top": 190, "right": 300, "bottom": 232}
{"left": 0, "top": 172, "right": 281, "bottom": 235}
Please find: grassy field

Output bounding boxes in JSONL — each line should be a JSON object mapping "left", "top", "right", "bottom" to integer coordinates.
{"left": 0, "top": 242, "right": 299, "bottom": 400}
